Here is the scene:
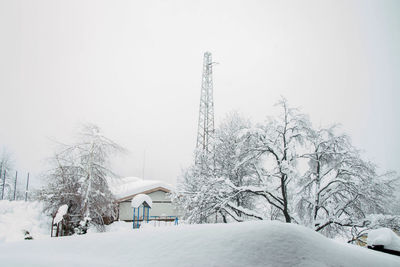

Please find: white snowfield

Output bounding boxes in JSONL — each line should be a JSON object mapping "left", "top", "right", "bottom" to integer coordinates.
{"left": 0, "top": 200, "right": 51, "bottom": 243}
{"left": 107, "top": 176, "right": 173, "bottom": 199}
{"left": 1, "top": 221, "right": 400, "bottom": 267}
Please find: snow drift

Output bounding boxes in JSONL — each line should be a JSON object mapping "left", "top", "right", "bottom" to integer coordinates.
{"left": 1, "top": 221, "right": 399, "bottom": 266}
{"left": 368, "top": 228, "right": 400, "bottom": 252}
{"left": 0, "top": 200, "right": 51, "bottom": 243}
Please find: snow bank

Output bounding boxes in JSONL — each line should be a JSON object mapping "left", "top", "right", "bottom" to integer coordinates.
{"left": 131, "top": 194, "right": 152, "bottom": 208}
{"left": 368, "top": 228, "right": 400, "bottom": 251}
{"left": 1, "top": 221, "right": 399, "bottom": 266}
{"left": 107, "top": 176, "right": 173, "bottom": 200}
{"left": 105, "top": 221, "right": 132, "bottom": 232}
{"left": 0, "top": 200, "right": 51, "bottom": 243}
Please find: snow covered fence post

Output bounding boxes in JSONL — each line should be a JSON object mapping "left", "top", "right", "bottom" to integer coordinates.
{"left": 1, "top": 169, "right": 5, "bottom": 200}
{"left": 13, "top": 171, "right": 17, "bottom": 200}
{"left": 25, "top": 173, "right": 29, "bottom": 202}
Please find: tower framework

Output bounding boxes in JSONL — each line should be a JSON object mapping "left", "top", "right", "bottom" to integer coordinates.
{"left": 196, "top": 52, "right": 215, "bottom": 154}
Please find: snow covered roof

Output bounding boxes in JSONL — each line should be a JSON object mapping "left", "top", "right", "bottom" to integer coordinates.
{"left": 107, "top": 176, "right": 173, "bottom": 201}
{"left": 131, "top": 194, "right": 153, "bottom": 208}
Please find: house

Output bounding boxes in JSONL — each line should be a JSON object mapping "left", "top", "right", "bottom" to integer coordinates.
{"left": 108, "top": 177, "right": 178, "bottom": 222}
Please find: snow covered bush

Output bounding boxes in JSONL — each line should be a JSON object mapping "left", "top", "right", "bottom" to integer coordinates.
{"left": 38, "top": 124, "right": 124, "bottom": 234}
{"left": 174, "top": 98, "right": 399, "bottom": 241}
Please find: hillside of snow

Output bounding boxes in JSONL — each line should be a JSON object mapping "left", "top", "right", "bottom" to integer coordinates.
{"left": 0, "top": 200, "right": 51, "bottom": 243}
{"left": 1, "top": 221, "right": 399, "bottom": 267}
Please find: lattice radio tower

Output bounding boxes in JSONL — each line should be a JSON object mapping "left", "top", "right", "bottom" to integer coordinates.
{"left": 196, "top": 51, "right": 215, "bottom": 155}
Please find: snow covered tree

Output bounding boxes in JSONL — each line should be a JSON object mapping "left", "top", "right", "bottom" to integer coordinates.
{"left": 174, "top": 112, "right": 255, "bottom": 223}
{"left": 222, "top": 98, "right": 311, "bottom": 222}
{"left": 212, "top": 112, "right": 256, "bottom": 220}
{"left": 296, "top": 126, "right": 398, "bottom": 238}
{"left": 39, "top": 124, "right": 124, "bottom": 233}
{"left": 175, "top": 100, "right": 313, "bottom": 223}
{"left": 175, "top": 98, "right": 399, "bottom": 240}
{"left": 175, "top": 164, "right": 220, "bottom": 223}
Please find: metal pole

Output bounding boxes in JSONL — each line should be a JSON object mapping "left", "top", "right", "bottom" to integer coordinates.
{"left": 13, "top": 171, "right": 17, "bottom": 201}
{"left": 25, "top": 173, "right": 30, "bottom": 201}
{"left": 137, "top": 207, "right": 140, "bottom": 228}
{"left": 1, "top": 169, "right": 5, "bottom": 200}
{"left": 132, "top": 208, "right": 136, "bottom": 229}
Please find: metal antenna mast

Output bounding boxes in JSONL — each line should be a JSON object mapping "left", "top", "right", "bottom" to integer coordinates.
{"left": 196, "top": 51, "right": 215, "bottom": 154}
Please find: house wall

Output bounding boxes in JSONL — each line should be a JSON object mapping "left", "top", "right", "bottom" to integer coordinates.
{"left": 118, "top": 190, "right": 178, "bottom": 221}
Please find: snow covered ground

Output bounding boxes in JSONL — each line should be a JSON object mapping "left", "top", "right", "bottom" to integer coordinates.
{"left": 1, "top": 200, "right": 399, "bottom": 266}
{"left": 0, "top": 200, "right": 51, "bottom": 243}
{"left": 1, "top": 220, "right": 400, "bottom": 267}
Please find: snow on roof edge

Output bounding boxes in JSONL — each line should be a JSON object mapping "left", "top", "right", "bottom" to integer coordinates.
{"left": 131, "top": 194, "right": 153, "bottom": 208}
{"left": 107, "top": 176, "right": 174, "bottom": 200}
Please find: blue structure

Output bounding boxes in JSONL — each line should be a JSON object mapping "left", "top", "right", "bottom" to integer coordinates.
{"left": 131, "top": 194, "right": 152, "bottom": 229}
{"left": 132, "top": 204, "right": 151, "bottom": 229}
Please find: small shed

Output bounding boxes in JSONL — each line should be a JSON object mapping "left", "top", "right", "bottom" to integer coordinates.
{"left": 131, "top": 194, "right": 152, "bottom": 229}
{"left": 107, "top": 177, "right": 179, "bottom": 222}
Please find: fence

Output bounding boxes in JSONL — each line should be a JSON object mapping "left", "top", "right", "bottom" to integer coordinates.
{"left": 150, "top": 216, "right": 179, "bottom": 227}
{"left": 0, "top": 169, "right": 30, "bottom": 201}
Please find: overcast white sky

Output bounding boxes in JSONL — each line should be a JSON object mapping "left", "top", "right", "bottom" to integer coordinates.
{"left": 0, "top": 0, "right": 399, "bottom": 187}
